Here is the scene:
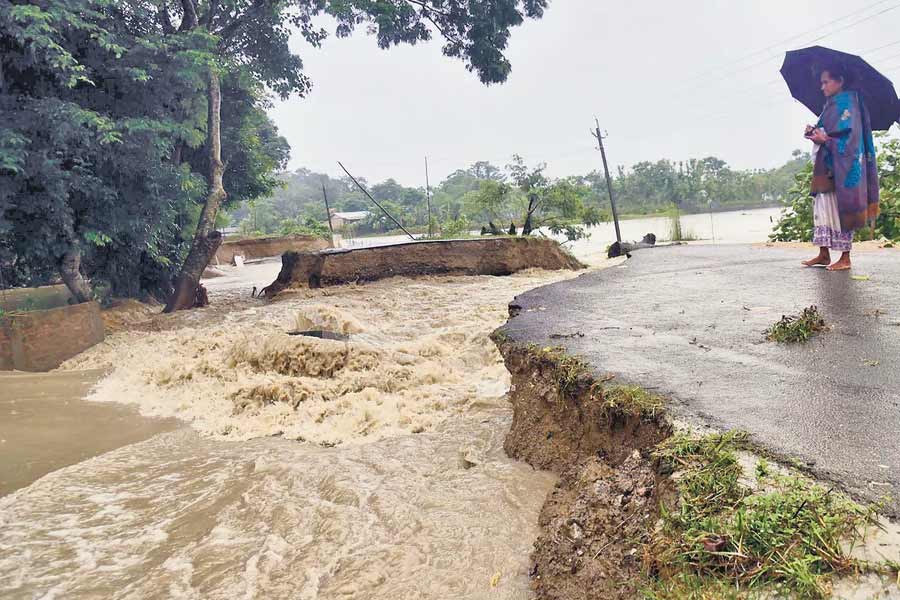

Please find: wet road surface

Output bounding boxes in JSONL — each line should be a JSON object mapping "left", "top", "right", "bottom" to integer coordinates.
{"left": 500, "top": 244, "right": 900, "bottom": 512}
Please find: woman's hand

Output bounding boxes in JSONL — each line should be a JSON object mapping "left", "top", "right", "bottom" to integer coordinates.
{"left": 807, "top": 128, "right": 829, "bottom": 144}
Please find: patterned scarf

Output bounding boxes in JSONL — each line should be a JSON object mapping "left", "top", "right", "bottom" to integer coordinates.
{"left": 810, "top": 90, "right": 880, "bottom": 231}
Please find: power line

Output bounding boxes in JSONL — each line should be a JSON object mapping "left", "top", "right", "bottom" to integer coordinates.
{"left": 675, "top": 0, "right": 897, "bottom": 88}
{"left": 672, "top": 2, "right": 900, "bottom": 98}
{"left": 677, "top": 37, "right": 900, "bottom": 110}
{"left": 874, "top": 49, "right": 900, "bottom": 63}
{"left": 866, "top": 38, "right": 900, "bottom": 54}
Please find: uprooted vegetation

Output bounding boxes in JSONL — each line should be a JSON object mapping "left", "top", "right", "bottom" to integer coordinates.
{"left": 766, "top": 305, "right": 826, "bottom": 343}
{"left": 493, "top": 338, "right": 898, "bottom": 599}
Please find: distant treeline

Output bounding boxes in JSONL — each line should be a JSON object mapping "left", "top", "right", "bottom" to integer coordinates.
{"left": 232, "top": 151, "right": 810, "bottom": 237}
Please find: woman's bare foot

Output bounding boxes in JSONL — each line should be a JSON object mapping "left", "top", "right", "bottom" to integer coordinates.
{"left": 827, "top": 252, "right": 851, "bottom": 271}
{"left": 802, "top": 248, "right": 830, "bottom": 267}
{"left": 802, "top": 256, "right": 830, "bottom": 267}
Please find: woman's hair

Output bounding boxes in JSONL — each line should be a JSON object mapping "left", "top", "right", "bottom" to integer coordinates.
{"left": 819, "top": 63, "right": 849, "bottom": 84}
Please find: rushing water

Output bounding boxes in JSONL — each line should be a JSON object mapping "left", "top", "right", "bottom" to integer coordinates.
{"left": 0, "top": 209, "right": 784, "bottom": 599}
{"left": 1, "top": 266, "right": 575, "bottom": 599}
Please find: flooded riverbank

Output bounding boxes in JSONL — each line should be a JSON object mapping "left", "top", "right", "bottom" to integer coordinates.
{"left": 0, "top": 370, "right": 178, "bottom": 497}
{"left": 1, "top": 263, "right": 584, "bottom": 598}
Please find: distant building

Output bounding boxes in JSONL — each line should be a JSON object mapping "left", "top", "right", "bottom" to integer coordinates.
{"left": 329, "top": 210, "right": 370, "bottom": 231}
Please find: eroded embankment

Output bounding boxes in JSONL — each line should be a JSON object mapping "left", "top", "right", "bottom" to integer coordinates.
{"left": 263, "top": 237, "right": 584, "bottom": 296}
{"left": 492, "top": 339, "right": 672, "bottom": 599}
{"left": 492, "top": 338, "right": 900, "bottom": 599}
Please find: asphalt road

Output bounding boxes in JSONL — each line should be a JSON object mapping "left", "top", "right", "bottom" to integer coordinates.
{"left": 500, "top": 244, "right": 900, "bottom": 512}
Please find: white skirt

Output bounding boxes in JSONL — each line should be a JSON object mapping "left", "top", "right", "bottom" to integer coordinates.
{"left": 812, "top": 192, "right": 852, "bottom": 252}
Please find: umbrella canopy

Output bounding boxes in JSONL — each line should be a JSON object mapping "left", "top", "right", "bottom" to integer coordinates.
{"left": 780, "top": 45, "right": 900, "bottom": 131}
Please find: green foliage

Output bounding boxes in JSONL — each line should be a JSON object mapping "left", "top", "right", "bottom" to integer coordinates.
{"left": 771, "top": 134, "right": 900, "bottom": 243}
{"left": 245, "top": 149, "right": 804, "bottom": 242}
{"left": 647, "top": 431, "right": 876, "bottom": 598}
{"left": 438, "top": 216, "right": 472, "bottom": 238}
{"left": 664, "top": 204, "right": 699, "bottom": 242}
{"left": 279, "top": 216, "right": 331, "bottom": 239}
{"left": 766, "top": 306, "right": 826, "bottom": 343}
{"left": 323, "top": 0, "right": 548, "bottom": 85}
{"left": 0, "top": 0, "right": 290, "bottom": 299}
{"left": 593, "top": 152, "right": 809, "bottom": 217}
{"left": 769, "top": 164, "right": 815, "bottom": 242}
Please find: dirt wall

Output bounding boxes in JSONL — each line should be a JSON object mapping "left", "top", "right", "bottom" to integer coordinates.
{"left": 491, "top": 340, "right": 673, "bottom": 600}
{"left": 264, "top": 237, "right": 585, "bottom": 296}
{"left": 0, "top": 302, "right": 105, "bottom": 372}
{"left": 0, "top": 284, "right": 73, "bottom": 312}
{"left": 214, "top": 234, "right": 330, "bottom": 265}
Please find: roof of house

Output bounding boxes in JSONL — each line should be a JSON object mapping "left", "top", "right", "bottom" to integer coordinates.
{"left": 332, "top": 211, "right": 370, "bottom": 221}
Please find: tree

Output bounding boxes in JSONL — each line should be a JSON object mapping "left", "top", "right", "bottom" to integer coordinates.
{"left": 467, "top": 179, "right": 514, "bottom": 223}
{"left": 0, "top": 0, "right": 210, "bottom": 301}
{"left": 771, "top": 134, "right": 900, "bottom": 244}
{"left": 507, "top": 155, "right": 549, "bottom": 234}
{"left": 158, "top": 0, "right": 548, "bottom": 310}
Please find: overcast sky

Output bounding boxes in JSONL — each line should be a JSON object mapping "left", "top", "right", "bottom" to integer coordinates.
{"left": 268, "top": 0, "right": 900, "bottom": 187}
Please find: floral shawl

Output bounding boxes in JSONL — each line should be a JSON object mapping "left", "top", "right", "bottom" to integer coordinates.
{"left": 810, "top": 90, "right": 880, "bottom": 231}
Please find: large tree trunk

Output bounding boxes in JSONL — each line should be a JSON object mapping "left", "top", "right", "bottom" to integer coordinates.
{"left": 59, "top": 247, "right": 92, "bottom": 303}
{"left": 164, "top": 68, "right": 226, "bottom": 312}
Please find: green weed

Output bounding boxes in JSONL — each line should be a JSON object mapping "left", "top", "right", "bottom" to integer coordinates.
{"left": 645, "top": 431, "right": 876, "bottom": 598}
{"left": 766, "top": 306, "right": 826, "bottom": 343}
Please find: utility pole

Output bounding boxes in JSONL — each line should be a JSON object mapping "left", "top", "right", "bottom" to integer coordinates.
{"left": 338, "top": 161, "right": 416, "bottom": 241}
{"left": 322, "top": 182, "right": 334, "bottom": 236}
{"left": 591, "top": 118, "right": 622, "bottom": 246}
{"left": 424, "top": 156, "right": 433, "bottom": 238}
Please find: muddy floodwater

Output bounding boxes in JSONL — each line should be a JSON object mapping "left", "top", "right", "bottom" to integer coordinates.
{"left": 0, "top": 210, "right": 796, "bottom": 599}
{"left": 0, "top": 263, "right": 579, "bottom": 599}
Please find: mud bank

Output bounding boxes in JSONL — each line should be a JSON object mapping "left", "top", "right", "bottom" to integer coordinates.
{"left": 491, "top": 340, "right": 900, "bottom": 599}
{"left": 263, "top": 237, "right": 584, "bottom": 295}
{"left": 1, "top": 301, "right": 105, "bottom": 371}
{"left": 214, "top": 234, "right": 330, "bottom": 264}
{"left": 492, "top": 341, "right": 671, "bottom": 599}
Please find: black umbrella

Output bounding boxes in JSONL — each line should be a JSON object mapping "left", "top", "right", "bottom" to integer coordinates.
{"left": 780, "top": 45, "right": 900, "bottom": 131}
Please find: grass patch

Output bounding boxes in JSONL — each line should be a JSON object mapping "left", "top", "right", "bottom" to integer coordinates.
{"left": 766, "top": 306, "right": 826, "bottom": 343}
{"left": 666, "top": 205, "right": 699, "bottom": 242}
{"left": 523, "top": 345, "right": 664, "bottom": 418}
{"left": 526, "top": 344, "right": 589, "bottom": 393}
{"left": 602, "top": 384, "right": 666, "bottom": 418}
{"left": 644, "top": 431, "right": 877, "bottom": 599}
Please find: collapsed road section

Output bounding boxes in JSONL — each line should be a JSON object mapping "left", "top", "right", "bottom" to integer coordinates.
{"left": 262, "top": 237, "right": 585, "bottom": 296}
{"left": 492, "top": 243, "right": 900, "bottom": 598}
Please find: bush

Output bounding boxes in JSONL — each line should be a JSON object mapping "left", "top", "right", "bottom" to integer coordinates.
{"left": 770, "top": 135, "right": 900, "bottom": 243}
{"left": 439, "top": 216, "right": 471, "bottom": 238}
{"left": 278, "top": 217, "right": 331, "bottom": 239}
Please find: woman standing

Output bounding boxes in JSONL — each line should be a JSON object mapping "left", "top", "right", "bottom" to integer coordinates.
{"left": 801, "top": 65, "right": 880, "bottom": 271}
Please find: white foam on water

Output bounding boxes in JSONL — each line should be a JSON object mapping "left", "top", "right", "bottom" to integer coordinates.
{"left": 60, "top": 271, "right": 579, "bottom": 445}
{"left": 4, "top": 266, "right": 606, "bottom": 598}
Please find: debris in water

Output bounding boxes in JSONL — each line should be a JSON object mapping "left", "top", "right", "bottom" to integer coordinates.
{"left": 549, "top": 331, "right": 585, "bottom": 339}
{"left": 286, "top": 329, "right": 350, "bottom": 341}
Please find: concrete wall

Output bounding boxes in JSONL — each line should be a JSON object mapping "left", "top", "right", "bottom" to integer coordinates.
{"left": 0, "top": 302, "right": 105, "bottom": 372}
{"left": 264, "top": 237, "right": 584, "bottom": 296}
{"left": 214, "top": 235, "right": 331, "bottom": 265}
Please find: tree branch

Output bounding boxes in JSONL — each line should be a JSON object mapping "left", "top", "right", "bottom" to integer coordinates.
{"left": 201, "top": 0, "right": 219, "bottom": 27}
{"left": 215, "top": 0, "right": 268, "bottom": 41}
{"left": 178, "top": 0, "right": 198, "bottom": 31}
{"left": 157, "top": 0, "right": 175, "bottom": 34}
{"left": 403, "top": 0, "right": 451, "bottom": 18}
